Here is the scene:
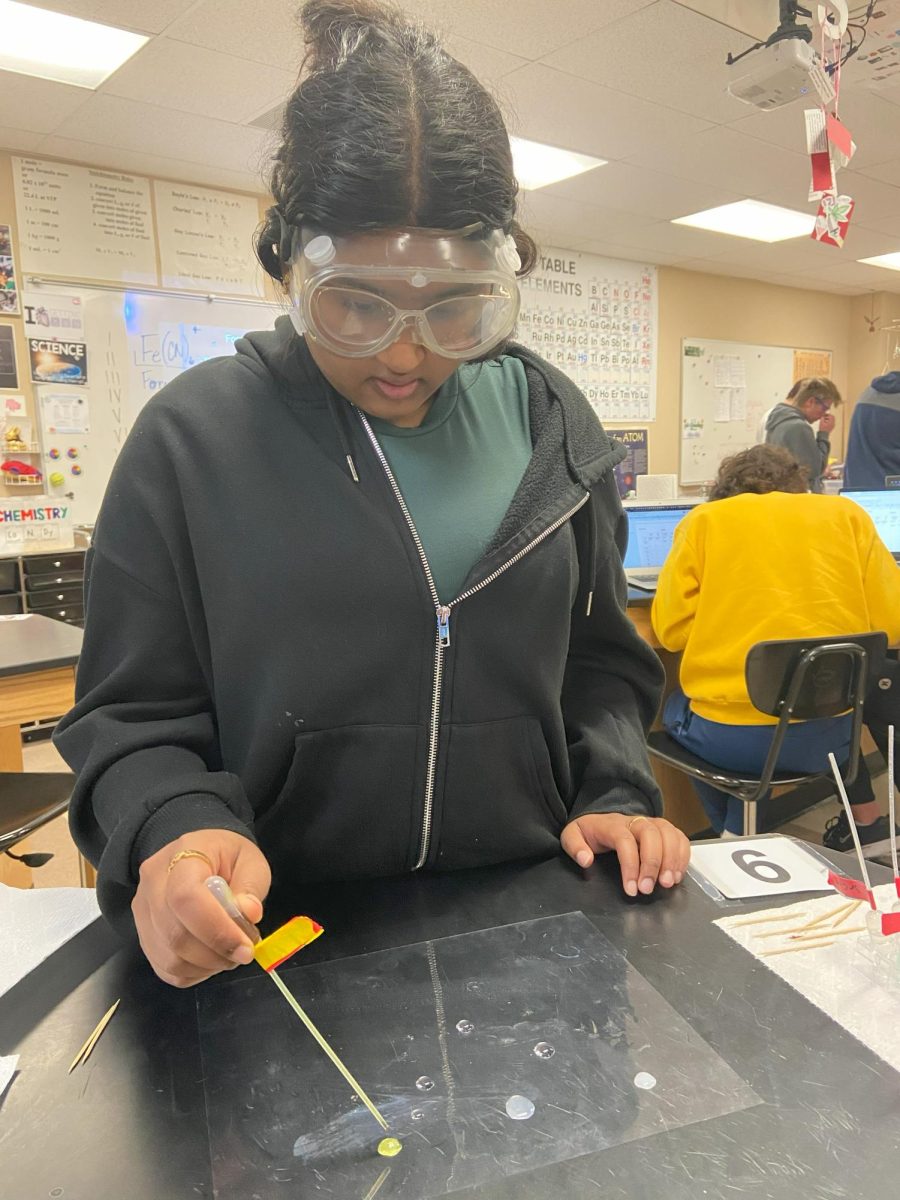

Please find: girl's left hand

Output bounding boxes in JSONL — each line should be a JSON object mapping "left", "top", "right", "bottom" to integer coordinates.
{"left": 560, "top": 813, "right": 690, "bottom": 897}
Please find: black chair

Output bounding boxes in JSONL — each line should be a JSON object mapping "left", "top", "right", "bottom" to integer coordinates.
{"left": 648, "top": 632, "right": 888, "bottom": 837}
{"left": 0, "top": 772, "right": 73, "bottom": 867}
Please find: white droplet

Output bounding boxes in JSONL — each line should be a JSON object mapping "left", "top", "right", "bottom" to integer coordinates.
{"left": 415, "top": 1076, "right": 435, "bottom": 1092}
{"left": 505, "top": 1094, "right": 536, "bottom": 1121}
{"left": 634, "top": 1071, "right": 657, "bottom": 1090}
{"left": 533, "top": 1041, "right": 555, "bottom": 1059}
{"left": 551, "top": 944, "right": 581, "bottom": 959}
{"left": 455, "top": 1019, "right": 474, "bottom": 1035}
{"left": 410, "top": 1108, "right": 425, "bottom": 1121}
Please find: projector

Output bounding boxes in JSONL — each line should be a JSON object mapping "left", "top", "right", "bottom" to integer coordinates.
{"left": 727, "top": 37, "right": 819, "bottom": 109}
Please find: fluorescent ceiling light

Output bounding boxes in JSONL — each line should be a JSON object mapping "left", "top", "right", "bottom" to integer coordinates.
{"left": 673, "top": 200, "right": 814, "bottom": 242}
{"left": 0, "top": 0, "right": 148, "bottom": 89}
{"left": 511, "top": 136, "right": 606, "bottom": 191}
{"left": 857, "top": 252, "right": 900, "bottom": 272}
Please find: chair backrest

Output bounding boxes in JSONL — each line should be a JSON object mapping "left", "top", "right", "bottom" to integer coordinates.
{"left": 745, "top": 632, "right": 888, "bottom": 719}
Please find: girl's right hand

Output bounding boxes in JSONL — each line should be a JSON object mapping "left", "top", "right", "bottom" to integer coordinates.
{"left": 132, "top": 829, "right": 272, "bottom": 987}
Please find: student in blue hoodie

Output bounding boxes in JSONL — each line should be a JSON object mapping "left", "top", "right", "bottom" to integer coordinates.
{"left": 845, "top": 372, "right": 900, "bottom": 489}
{"left": 54, "top": 0, "right": 689, "bottom": 988}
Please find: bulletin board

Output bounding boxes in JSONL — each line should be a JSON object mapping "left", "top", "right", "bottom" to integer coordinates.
{"left": 24, "top": 283, "right": 284, "bottom": 524}
{"left": 680, "top": 337, "right": 832, "bottom": 486}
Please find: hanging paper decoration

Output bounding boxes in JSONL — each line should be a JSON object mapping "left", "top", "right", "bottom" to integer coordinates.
{"left": 812, "top": 194, "right": 855, "bottom": 247}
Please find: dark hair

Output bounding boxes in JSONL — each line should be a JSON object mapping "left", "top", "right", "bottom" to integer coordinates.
{"left": 256, "top": 0, "right": 537, "bottom": 284}
{"left": 787, "top": 377, "right": 842, "bottom": 407}
{"left": 709, "top": 444, "right": 809, "bottom": 501}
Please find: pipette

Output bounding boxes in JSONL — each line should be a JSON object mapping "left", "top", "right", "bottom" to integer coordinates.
{"left": 206, "top": 875, "right": 389, "bottom": 1132}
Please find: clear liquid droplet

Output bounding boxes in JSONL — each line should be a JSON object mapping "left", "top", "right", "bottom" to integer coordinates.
{"left": 634, "top": 1071, "right": 657, "bottom": 1090}
{"left": 455, "top": 1019, "right": 474, "bottom": 1035}
{"left": 505, "top": 1094, "right": 535, "bottom": 1121}
{"left": 551, "top": 944, "right": 580, "bottom": 959}
{"left": 533, "top": 1041, "right": 555, "bottom": 1059}
{"left": 411, "top": 1108, "right": 425, "bottom": 1121}
{"left": 415, "top": 1076, "right": 435, "bottom": 1092}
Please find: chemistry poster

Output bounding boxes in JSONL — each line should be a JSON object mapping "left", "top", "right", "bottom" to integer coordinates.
{"left": 613, "top": 428, "right": 649, "bottom": 498}
{"left": 0, "top": 325, "right": 18, "bottom": 389}
{"left": 29, "top": 337, "right": 88, "bottom": 386}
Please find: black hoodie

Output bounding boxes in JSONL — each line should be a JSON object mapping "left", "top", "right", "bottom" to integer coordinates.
{"left": 53, "top": 320, "right": 664, "bottom": 928}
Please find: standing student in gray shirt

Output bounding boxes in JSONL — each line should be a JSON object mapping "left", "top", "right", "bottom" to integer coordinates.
{"left": 764, "top": 377, "right": 842, "bottom": 492}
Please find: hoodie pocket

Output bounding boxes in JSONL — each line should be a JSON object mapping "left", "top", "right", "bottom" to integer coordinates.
{"left": 257, "top": 723, "right": 422, "bottom": 880}
{"left": 434, "top": 716, "right": 567, "bottom": 868}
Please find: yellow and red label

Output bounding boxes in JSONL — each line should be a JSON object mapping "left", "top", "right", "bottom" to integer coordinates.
{"left": 253, "top": 915, "right": 324, "bottom": 972}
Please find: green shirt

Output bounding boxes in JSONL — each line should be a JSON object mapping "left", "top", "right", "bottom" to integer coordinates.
{"left": 368, "top": 357, "right": 532, "bottom": 603}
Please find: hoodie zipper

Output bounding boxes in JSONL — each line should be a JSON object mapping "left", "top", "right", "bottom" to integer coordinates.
{"left": 358, "top": 410, "right": 589, "bottom": 871}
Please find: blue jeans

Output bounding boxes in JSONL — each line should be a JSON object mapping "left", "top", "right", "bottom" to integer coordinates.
{"left": 663, "top": 690, "right": 854, "bottom": 835}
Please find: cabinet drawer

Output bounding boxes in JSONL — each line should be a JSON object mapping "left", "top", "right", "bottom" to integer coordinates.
{"left": 24, "top": 571, "right": 83, "bottom": 591}
{"left": 29, "top": 603, "right": 84, "bottom": 624}
{"left": 0, "top": 560, "right": 19, "bottom": 593}
{"left": 26, "top": 584, "right": 84, "bottom": 609}
{"left": 0, "top": 594, "right": 23, "bottom": 615}
{"left": 22, "top": 552, "right": 85, "bottom": 576}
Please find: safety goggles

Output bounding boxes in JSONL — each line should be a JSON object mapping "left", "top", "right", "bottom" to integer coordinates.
{"left": 286, "top": 224, "right": 521, "bottom": 359}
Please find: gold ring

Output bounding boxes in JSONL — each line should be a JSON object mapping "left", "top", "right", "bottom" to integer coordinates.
{"left": 167, "top": 849, "right": 215, "bottom": 874}
{"left": 627, "top": 815, "right": 650, "bottom": 833}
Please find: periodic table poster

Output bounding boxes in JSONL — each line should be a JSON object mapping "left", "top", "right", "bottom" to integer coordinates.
{"left": 515, "top": 248, "right": 658, "bottom": 422}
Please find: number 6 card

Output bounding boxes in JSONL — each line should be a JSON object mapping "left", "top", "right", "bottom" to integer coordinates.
{"left": 689, "top": 836, "right": 833, "bottom": 900}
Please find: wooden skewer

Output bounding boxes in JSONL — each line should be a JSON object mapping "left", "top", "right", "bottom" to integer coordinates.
{"left": 67, "top": 999, "right": 120, "bottom": 1074}
{"left": 732, "top": 911, "right": 808, "bottom": 928}
{"left": 783, "top": 901, "right": 855, "bottom": 935}
{"left": 761, "top": 940, "right": 837, "bottom": 957}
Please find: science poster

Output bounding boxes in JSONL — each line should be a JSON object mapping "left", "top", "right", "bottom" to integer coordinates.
{"left": 29, "top": 338, "right": 88, "bottom": 385}
{"left": 0, "top": 225, "right": 19, "bottom": 316}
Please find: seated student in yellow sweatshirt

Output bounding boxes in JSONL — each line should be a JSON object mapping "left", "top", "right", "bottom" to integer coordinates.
{"left": 651, "top": 445, "right": 900, "bottom": 846}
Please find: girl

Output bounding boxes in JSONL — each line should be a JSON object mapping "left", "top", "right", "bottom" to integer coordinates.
{"left": 55, "top": 0, "right": 688, "bottom": 987}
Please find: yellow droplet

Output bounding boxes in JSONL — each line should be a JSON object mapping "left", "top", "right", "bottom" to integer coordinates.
{"left": 377, "top": 1137, "right": 403, "bottom": 1158}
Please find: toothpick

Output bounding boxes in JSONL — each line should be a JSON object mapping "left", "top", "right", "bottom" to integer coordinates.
{"left": 67, "top": 999, "right": 120, "bottom": 1073}
{"left": 831, "top": 899, "right": 864, "bottom": 928}
{"left": 732, "top": 911, "right": 808, "bottom": 928}
{"left": 761, "top": 941, "right": 837, "bottom": 957}
{"left": 828, "top": 752, "right": 875, "bottom": 898}
{"left": 362, "top": 1165, "right": 392, "bottom": 1200}
{"left": 757, "top": 901, "right": 854, "bottom": 938}
{"left": 791, "top": 925, "right": 865, "bottom": 942}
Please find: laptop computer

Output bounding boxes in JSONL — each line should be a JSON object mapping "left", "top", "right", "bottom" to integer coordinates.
{"left": 623, "top": 502, "right": 696, "bottom": 590}
{"left": 839, "top": 489, "right": 900, "bottom": 564}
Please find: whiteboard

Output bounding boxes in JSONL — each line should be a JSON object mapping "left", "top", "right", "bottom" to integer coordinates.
{"left": 28, "top": 286, "right": 284, "bottom": 524}
{"left": 680, "top": 337, "right": 831, "bottom": 486}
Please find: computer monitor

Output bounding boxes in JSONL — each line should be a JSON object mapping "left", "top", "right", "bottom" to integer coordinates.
{"left": 623, "top": 503, "right": 694, "bottom": 569}
{"left": 840, "top": 489, "right": 900, "bottom": 557}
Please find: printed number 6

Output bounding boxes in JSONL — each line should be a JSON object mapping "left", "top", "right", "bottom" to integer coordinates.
{"left": 731, "top": 849, "right": 791, "bottom": 884}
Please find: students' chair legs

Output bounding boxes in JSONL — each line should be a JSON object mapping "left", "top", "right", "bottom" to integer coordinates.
{"left": 742, "top": 798, "right": 757, "bottom": 837}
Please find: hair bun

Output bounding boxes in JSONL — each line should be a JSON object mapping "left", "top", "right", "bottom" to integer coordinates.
{"left": 300, "top": 0, "right": 401, "bottom": 72}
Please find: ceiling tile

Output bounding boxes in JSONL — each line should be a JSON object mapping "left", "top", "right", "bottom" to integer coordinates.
{"left": 499, "top": 63, "right": 714, "bottom": 162}
{"left": 546, "top": 161, "right": 742, "bottom": 220}
{"left": 520, "top": 190, "right": 657, "bottom": 245}
{"left": 697, "top": 225, "right": 900, "bottom": 271}
{"left": 754, "top": 169, "right": 900, "bottom": 228}
{"left": 540, "top": 1, "right": 753, "bottom": 122}
{"left": 166, "top": 0, "right": 304, "bottom": 69}
{"left": 396, "top": 0, "right": 657, "bottom": 61}
{"left": 37, "top": 136, "right": 264, "bottom": 195}
{"left": 100, "top": 37, "right": 296, "bottom": 124}
{"left": 26, "top": 1, "right": 189, "bottom": 35}
{"left": 442, "top": 34, "right": 528, "bottom": 87}
{"left": 858, "top": 158, "right": 900, "bottom": 187}
{"left": 734, "top": 88, "right": 900, "bottom": 172}
{"left": 0, "top": 71, "right": 92, "bottom": 134}
{"left": 601, "top": 218, "right": 743, "bottom": 259}
{"left": 50, "top": 94, "right": 274, "bottom": 177}
{"left": 801, "top": 259, "right": 900, "bottom": 291}
{"left": 624, "top": 123, "right": 810, "bottom": 197}
{"left": 0, "top": 126, "right": 47, "bottom": 153}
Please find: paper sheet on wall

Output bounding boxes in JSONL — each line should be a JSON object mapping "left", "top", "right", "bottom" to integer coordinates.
{"left": 12, "top": 157, "right": 156, "bottom": 284}
{"left": 715, "top": 390, "right": 731, "bottom": 421}
{"left": 39, "top": 391, "right": 90, "bottom": 434}
{"left": 730, "top": 387, "right": 747, "bottom": 421}
{"left": 793, "top": 348, "right": 833, "bottom": 380}
{"left": 154, "top": 181, "right": 264, "bottom": 295}
{"left": 713, "top": 355, "right": 732, "bottom": 388}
